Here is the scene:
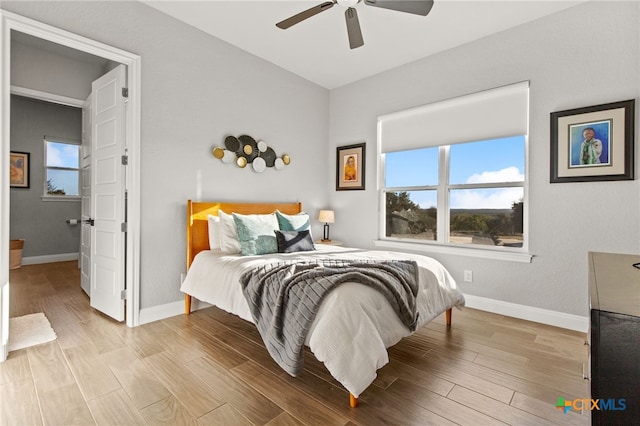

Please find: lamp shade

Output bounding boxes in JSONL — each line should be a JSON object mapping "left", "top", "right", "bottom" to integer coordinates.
{"left": 318, "top": 210, "right": 335, "bottom": 224}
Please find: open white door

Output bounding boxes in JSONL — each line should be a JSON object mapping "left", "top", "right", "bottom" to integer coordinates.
{"left": 89, "top": 64, "right": 127, "bottom": 321}
{"left": 80, "top": 94, "right": 92, "bottom": 296}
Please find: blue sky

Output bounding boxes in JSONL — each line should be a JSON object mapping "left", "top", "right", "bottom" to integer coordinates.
{"left": 385, "top": 136, "right": 525, "bottom": 209}
{"left": 46, "top": 141, "right": 80, "bottom": 195}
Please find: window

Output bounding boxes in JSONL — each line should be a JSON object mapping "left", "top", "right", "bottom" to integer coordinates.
{"left": 378, "top": 82, "right": 529, "bottom": 253}
{"left": 44, "top": 138, "right": 80, "bottom": 198}
{"left": 384, "top": 136, "right": 525, "bottom": 248}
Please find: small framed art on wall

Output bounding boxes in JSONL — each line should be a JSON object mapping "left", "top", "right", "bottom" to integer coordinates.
{"left": 336, "top": 143, "right": 365, "bottom": 191}
{"left": 550, "top": 99, "right": 634, "bottom": 183}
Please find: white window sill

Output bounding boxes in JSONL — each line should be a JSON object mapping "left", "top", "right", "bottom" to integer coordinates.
{"left": 373, "top": 239, "right": 533, "bottom": 263}
{"left": 42, "top": 196, "right": 81, "bottom": 202}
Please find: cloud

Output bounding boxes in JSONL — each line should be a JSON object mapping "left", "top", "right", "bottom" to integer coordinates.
{"left": 466, "top": 166, "right": 524, "bottom": 184}
{"left": 445, "top": 166, "right": 525, "bottom": 209}
{"left": 418, "top": 200, "right": 436, "bottom": 209}
{"left": 47, "top": 143, "right": 79, "bottom": 168}
{"left": 398, "top": 166, "right": 524, "bottom": 210}
{"left": 451, "top": 187, "right": 523, "bottom": 209}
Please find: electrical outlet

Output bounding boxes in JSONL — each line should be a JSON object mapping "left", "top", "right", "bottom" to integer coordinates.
{"left": 463, "top": 270, "right": 473, "bottom": 282}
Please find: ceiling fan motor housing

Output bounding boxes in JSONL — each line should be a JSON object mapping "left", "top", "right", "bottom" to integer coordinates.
{"left": 337, "top": 0, "right": 360, "bottom": 7}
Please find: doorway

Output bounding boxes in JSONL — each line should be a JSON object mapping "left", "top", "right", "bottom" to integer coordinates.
{"left": 1, "top": 10, "right": 141, "bottom": 362}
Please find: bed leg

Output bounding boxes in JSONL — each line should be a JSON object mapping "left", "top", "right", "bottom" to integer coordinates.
{"left": 349, "top": 393, "right": 358, "bottom": 408}
{"left": 445, "top": 308, "right": 452, "bottom": 326}
{"left": 185, "top": 294, "right": 192, "bottom": 315}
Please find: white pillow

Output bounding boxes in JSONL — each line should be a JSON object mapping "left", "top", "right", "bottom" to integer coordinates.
{"left": 207, "top": 214, "right": 221, "bottom": 250}
{"left": 218, "top": 210, "right": 241, "bottom": 253}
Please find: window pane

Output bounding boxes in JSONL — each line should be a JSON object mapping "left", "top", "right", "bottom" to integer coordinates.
{"left": 450, "top": 136, "right": 525, "bottom": 184}
{"left": 385, "top": 191, "right": 437, "bottom": 240}
{"left": 46, "top": 141, "right": 79, "bottom": 168}
{"left": 385, "top": 147, "right": 438, "bottom": 187}
{"left": 449, "top": 188, "right": 524, "bottom": 247}
{"left": 46, "top": 169, "right": 79, "bottom": 196}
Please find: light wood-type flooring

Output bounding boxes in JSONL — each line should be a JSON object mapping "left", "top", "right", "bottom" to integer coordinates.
{"left": 2, "top": 261, "right": 590, "bottom": 425}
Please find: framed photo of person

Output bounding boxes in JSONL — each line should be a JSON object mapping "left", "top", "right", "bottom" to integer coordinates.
{"left": 336, "top": 143, "right": 365, "bottom": 191}
{"left": 550, "top": 99, "right": 634, "bottom": 183}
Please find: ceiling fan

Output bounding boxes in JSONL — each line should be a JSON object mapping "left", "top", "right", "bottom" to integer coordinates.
{"left": 276, "top": 0, "right": 435, "bottom": 49}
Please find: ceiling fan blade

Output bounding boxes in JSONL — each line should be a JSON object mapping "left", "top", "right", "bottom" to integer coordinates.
{"left": 364, "top": 0, "right": 434, "bottom": 16}
{"left": 276, "top": 1, "right": 336, "bottom": 29}
{"left": 345, "top": 7, "right": 364, "bottom": 49}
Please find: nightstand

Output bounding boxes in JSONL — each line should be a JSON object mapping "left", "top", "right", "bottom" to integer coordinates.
{"left": 315, "top": 240, "right": 343, "bottom": 246}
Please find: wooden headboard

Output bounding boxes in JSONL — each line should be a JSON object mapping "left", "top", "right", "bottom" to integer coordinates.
{"left": 186, "top": 200, "right": 303, "bottom": 268}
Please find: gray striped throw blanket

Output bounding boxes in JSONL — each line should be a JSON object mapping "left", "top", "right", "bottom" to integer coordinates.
{"left": 240, "top": 259, "right": 419, "bottom": 376}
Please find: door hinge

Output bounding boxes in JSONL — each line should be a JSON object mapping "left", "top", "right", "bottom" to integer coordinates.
{"left": 121, "top": 155, "right": 128, "bottom": 165}
{"left": 122, "top": 87, "right": 129, "bottom": 98}
{"left": 120, "top": 289, "right": 127, "bottom": 300}
{"left": 121, "top": 222, "right": 127, "bottom": 232}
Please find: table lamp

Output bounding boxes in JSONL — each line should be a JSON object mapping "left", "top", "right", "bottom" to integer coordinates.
{"left": 318, "top": 210, "right": 335, "bottom": 242}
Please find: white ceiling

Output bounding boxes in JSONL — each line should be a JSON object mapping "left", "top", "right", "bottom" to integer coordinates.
{"left": 144, "top": 0, "right": 585, "bottom": 89}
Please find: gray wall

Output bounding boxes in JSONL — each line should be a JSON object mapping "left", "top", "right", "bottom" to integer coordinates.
{"left": 328, "top": 1, "right": 640, "bottom": 317}
{"left": 10, "top": 95, "right": 82, "bottom": 257}
{"left": 2, "top": 1, "right": 330, "bottom": 310}
{"left": 11, "top": 35, "right": 111, "bottom": 101}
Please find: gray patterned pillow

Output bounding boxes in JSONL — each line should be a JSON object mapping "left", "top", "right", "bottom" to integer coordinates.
{"left": 275, "top": 230, "right": 315, "bottom": 253}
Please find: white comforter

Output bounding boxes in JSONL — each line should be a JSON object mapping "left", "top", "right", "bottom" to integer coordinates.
{"left": 180, "top": 245, "right": 465, "bottom": 397}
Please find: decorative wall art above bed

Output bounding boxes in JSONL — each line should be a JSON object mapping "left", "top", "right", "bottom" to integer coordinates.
{"left": 212, "top": 134, "right": 291, "bottom": 173}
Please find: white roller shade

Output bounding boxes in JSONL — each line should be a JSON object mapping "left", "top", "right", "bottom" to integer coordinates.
{"left": 379, "top": 81, "right": 529, "bottom": 152}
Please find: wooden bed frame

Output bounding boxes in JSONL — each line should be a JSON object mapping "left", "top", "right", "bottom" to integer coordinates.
{"left": 184, "top": 199, "right": 452, "bottom": 408}
{"left": 185, "top": 200, "right": 303, "bottom": 313}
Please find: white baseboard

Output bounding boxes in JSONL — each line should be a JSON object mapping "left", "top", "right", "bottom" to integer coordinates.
{"left": 138, "top": 298, "right": 212, "bottom": 325}
{"left": 22, "top": 253, "right": 78, "bottom": 265}
{"left": 463, "top": 294, "right": 589, "bottom": 333}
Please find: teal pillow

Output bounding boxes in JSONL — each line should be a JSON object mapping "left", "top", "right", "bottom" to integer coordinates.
{"left": 276, "top": 210, "right": 311, "bottom": 233}
{"left": 232, "top": 213, "right": 279, "bottom": 256}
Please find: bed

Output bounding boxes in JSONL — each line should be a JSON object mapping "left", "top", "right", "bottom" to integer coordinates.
{"left": 181, "top": 200, "right": 465, "bottom": 408}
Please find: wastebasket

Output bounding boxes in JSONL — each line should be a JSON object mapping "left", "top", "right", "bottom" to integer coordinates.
{"left": 9, "top": 239, "right": 24, "bottom": 269}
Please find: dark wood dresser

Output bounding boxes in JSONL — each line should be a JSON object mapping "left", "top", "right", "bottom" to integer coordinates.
{"left": 588, "top": 251, "right": 640, "bottom": 424}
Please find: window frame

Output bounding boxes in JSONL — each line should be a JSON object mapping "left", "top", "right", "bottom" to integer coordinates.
{"left": 43, "top": 136, "right": 81, "bottom": 201}
{"left": 375, "top": 82, "right": 532, "bottom": 262}
{"left": 378, "top": 139, "right": 531, "bottom": 263}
